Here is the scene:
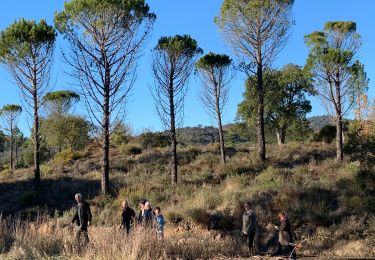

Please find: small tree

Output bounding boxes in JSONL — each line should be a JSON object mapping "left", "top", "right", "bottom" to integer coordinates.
{"left": 196, "top": 52, "right": 233, "bottom": 163}
{"left": 0, "top": 104, "right": 22, "bottom": 170}
{"left": 42, "top": 90, "right": 81, "bottom": 153}
{"left": 216, "top": 0, "right": 294, "bottom": 161}
{"left": 305, "top": 21, "right": 369, "bottom": 162}
{"left": 0, "top": 19, "right": 56, "bottom": 196}
{"left": 151, "top": 34, "right": 202, "bottom": 184}
{"left": 238, "top": 64, "right": 312, "bottom": 146}
{"left": 55, "top": 0, "right": 155, "bottom": 194}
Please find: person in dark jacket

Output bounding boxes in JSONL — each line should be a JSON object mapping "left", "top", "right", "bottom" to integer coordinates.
{"left": 242, "top": 202, "right": 257, "bottom": 256}
{"left": 71, "top": 193, "right": 92, "bottom": 249}
{"left": 274, "top": 212, "right": 296, "bottom": 259}
{"left": 137, "top": 198, "right": 147, "bottom": 224}
{"left": 120, "top": 200, "right": 136, "bottom": 235}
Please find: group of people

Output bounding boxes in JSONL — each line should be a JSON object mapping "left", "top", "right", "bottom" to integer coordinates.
{"left": 242, "top": 202, "right": 297, "bottom": 259}
{"left": 119, "top": 198, "right": 165, "bottom": 239}
{"left": 70, "top": 194, "right": 296, "bottom": 258}
{"left": 71, "top": 193, "right": 165, "bottom": 251}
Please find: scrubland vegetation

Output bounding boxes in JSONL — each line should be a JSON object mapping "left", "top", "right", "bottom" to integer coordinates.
{"left": 1, "top": 136, "right": 375, "bottom": 259}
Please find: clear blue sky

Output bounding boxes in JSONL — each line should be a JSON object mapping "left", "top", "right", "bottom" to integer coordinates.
{"left": 0, "top": 0, "right": 374, "bottom": 136}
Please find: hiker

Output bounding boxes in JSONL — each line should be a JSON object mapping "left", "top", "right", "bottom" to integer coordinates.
{"left": 274, "top": 212, "right": 297, "bottom": 259}
{"left": 242, "top": 202, "right": 257, "bottom": 256}
{"left": 143, "top": 201, "right": 154, "bottom": 226}
{"left": 154, "top": 206, "right": 165, "bottom": 240}
{"left": 71, "top": 193, "right": 92, "bottom": 250}
{"left": 120, "top": 200, "right": 136, "bottom": 235}
{"left": 137, "top": 198, "right": 147, "bottom": 224}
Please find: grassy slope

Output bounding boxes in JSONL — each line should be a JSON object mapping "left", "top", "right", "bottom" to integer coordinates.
{"left": 1, "top": 141, "right": 375, "bottom": 259}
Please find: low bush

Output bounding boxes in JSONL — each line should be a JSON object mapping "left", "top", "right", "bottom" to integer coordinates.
{"left": 120, "top": 143, "right": 143, "bottom": 156}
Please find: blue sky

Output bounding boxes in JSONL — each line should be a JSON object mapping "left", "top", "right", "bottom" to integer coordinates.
{"left": 0, "top": 0, "right": 374, "bottom": 136}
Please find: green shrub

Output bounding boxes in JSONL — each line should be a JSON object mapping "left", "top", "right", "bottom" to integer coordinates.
{"left": 164, "top": 210, "right": 183, "bottom": 223}
{"left": 312, "top": 124, "right": 336, "bottom": 143}
{"left": 138, "top": 131, "right": 169, "bottom": 149}
{"left": 53, "top": 149, "right": 85, "bottom": 164}
{"left": 255, "top": 166, "right": 285, "bottom": 191}
{"left": 185, "top": 208, "right": 210, "bottom": 225}
{"left": 120, "top": 143, "right": 142, "bottom": 156}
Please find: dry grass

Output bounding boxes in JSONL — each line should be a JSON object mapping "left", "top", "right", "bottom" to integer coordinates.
{"left": 0, "top": 216, "right": 242, "bottom": 259}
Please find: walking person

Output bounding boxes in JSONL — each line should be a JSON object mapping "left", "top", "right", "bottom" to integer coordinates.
{"left": 154, "top": 206, "right": 165, "bottom": 240}
{"left": 274, "top": 212, "right": 297, "bottom": 259}
{"left": 242, "top": 202, "right": 257, "bottom": 256}
{"left": 71, "top": 193, "right": 92, "bottom": 252}
{"left": 143, "top": 201, "right": 154, "bottom": 227}
{"left": 120, "top": 200, "right": 136, "bottom": 235}
{"left": 137, "top": 198, "right": 147, "bottom": 224}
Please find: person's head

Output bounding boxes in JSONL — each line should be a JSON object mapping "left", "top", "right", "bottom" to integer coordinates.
{"left": 122, "top": 200, "right": 129, "bottom": 209}
{"left": 140, "top": 199, "right": 147, "bottom": 209}
{"left": 145, "top": 201, "right": 151, "bottom": 209}
{"left": 155, "top": 206, "right": 161, "bottom": 215}
{"left": 244, "top": 202, "right": 251, "bottom": 211}
{"left": 278, "top": 211, "right": 287, "bottom": 221}
{"left": 75, "top": 193, "right": 82, "bottom": 203}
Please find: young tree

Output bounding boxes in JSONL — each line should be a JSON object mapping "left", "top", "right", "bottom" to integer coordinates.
{"left": 42, "top": 90, "right": 81, "bottom": 153}
{"left": 13, "top": 127, "right": 26, "bottom": 167}
{"left": 238, "top": 64, "right": 312, "bottom": 146}
{"left": 216, "top": 0, "right": 294, "bottom": 161}
{"left": 151, "top": 35, "right": 202, "bottom": 184}
{"left": 0, "top": 104, "right": 22, "bottom": 170}
{"left": 305, "top": 21, "right": 369, "bottom": 162}
{"left": 55, "top": 0, "right": 155, "bottom": 194}
{"left": 196, "top": 53, "right": 233, "bottom": 163}
{"left": 0, "top": 19, "right": 56, "bottom": 196}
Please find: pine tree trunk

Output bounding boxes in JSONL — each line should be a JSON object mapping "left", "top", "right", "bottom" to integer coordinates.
{"left": 10, "top": 121, "right": 14, "bottom": 171}
{"left": 218, "top": 115, "right": 226, "bottom": 164}
{"left": 101, "top": 79, "right": 110, "bottom": 194}
{"left": 276, "top": 127, "right": 286, "bottom": 146}
{"left": 335, "top": 82, "right": 344, "bottom": 162}
{"left": 215, "top": 91, "right": 226, "bottom": 164}
{"left": 256, "top": 63, "right": 266, "bottom": 162}
{"left": 33, "top": 87, "right": 41, "bottom": 201}
{"left": 169, "top": 72, "right": 178, "bottom": 184}
{"left": 336, "top": 114, "right": 343, "bottom": 162}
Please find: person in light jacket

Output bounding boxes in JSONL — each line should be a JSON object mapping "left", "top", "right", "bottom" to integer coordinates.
{"left": 242, "top": 202, "right": 257, "bottom": 256}
{"left": 274, "top": 212, "right": 296, "bottom": 259}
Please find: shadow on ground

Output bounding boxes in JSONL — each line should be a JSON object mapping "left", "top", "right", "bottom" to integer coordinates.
{"left": 0, "top": 177, "right": 100, "bottom": 218}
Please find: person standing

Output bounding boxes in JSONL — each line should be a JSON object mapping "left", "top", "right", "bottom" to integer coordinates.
{"left": 71, "top": 193, "right": 92, "bottom": 251}
{"left": 120, "top": 200, "right": 136, "bottom": 235}
{"left": 143, "top": 201, "right": 154, "bottom": 227}
{"left": 274, "top": 212, "right": 296, "bottom": 259}
{"left": 242, "top": 202, "right": 257, "bottom": 256}
{"left": 137, "top": 198, "right": 147, "bottom": 224}
{"left": 154, "top": 206, "right": 165, "bottom": 240}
